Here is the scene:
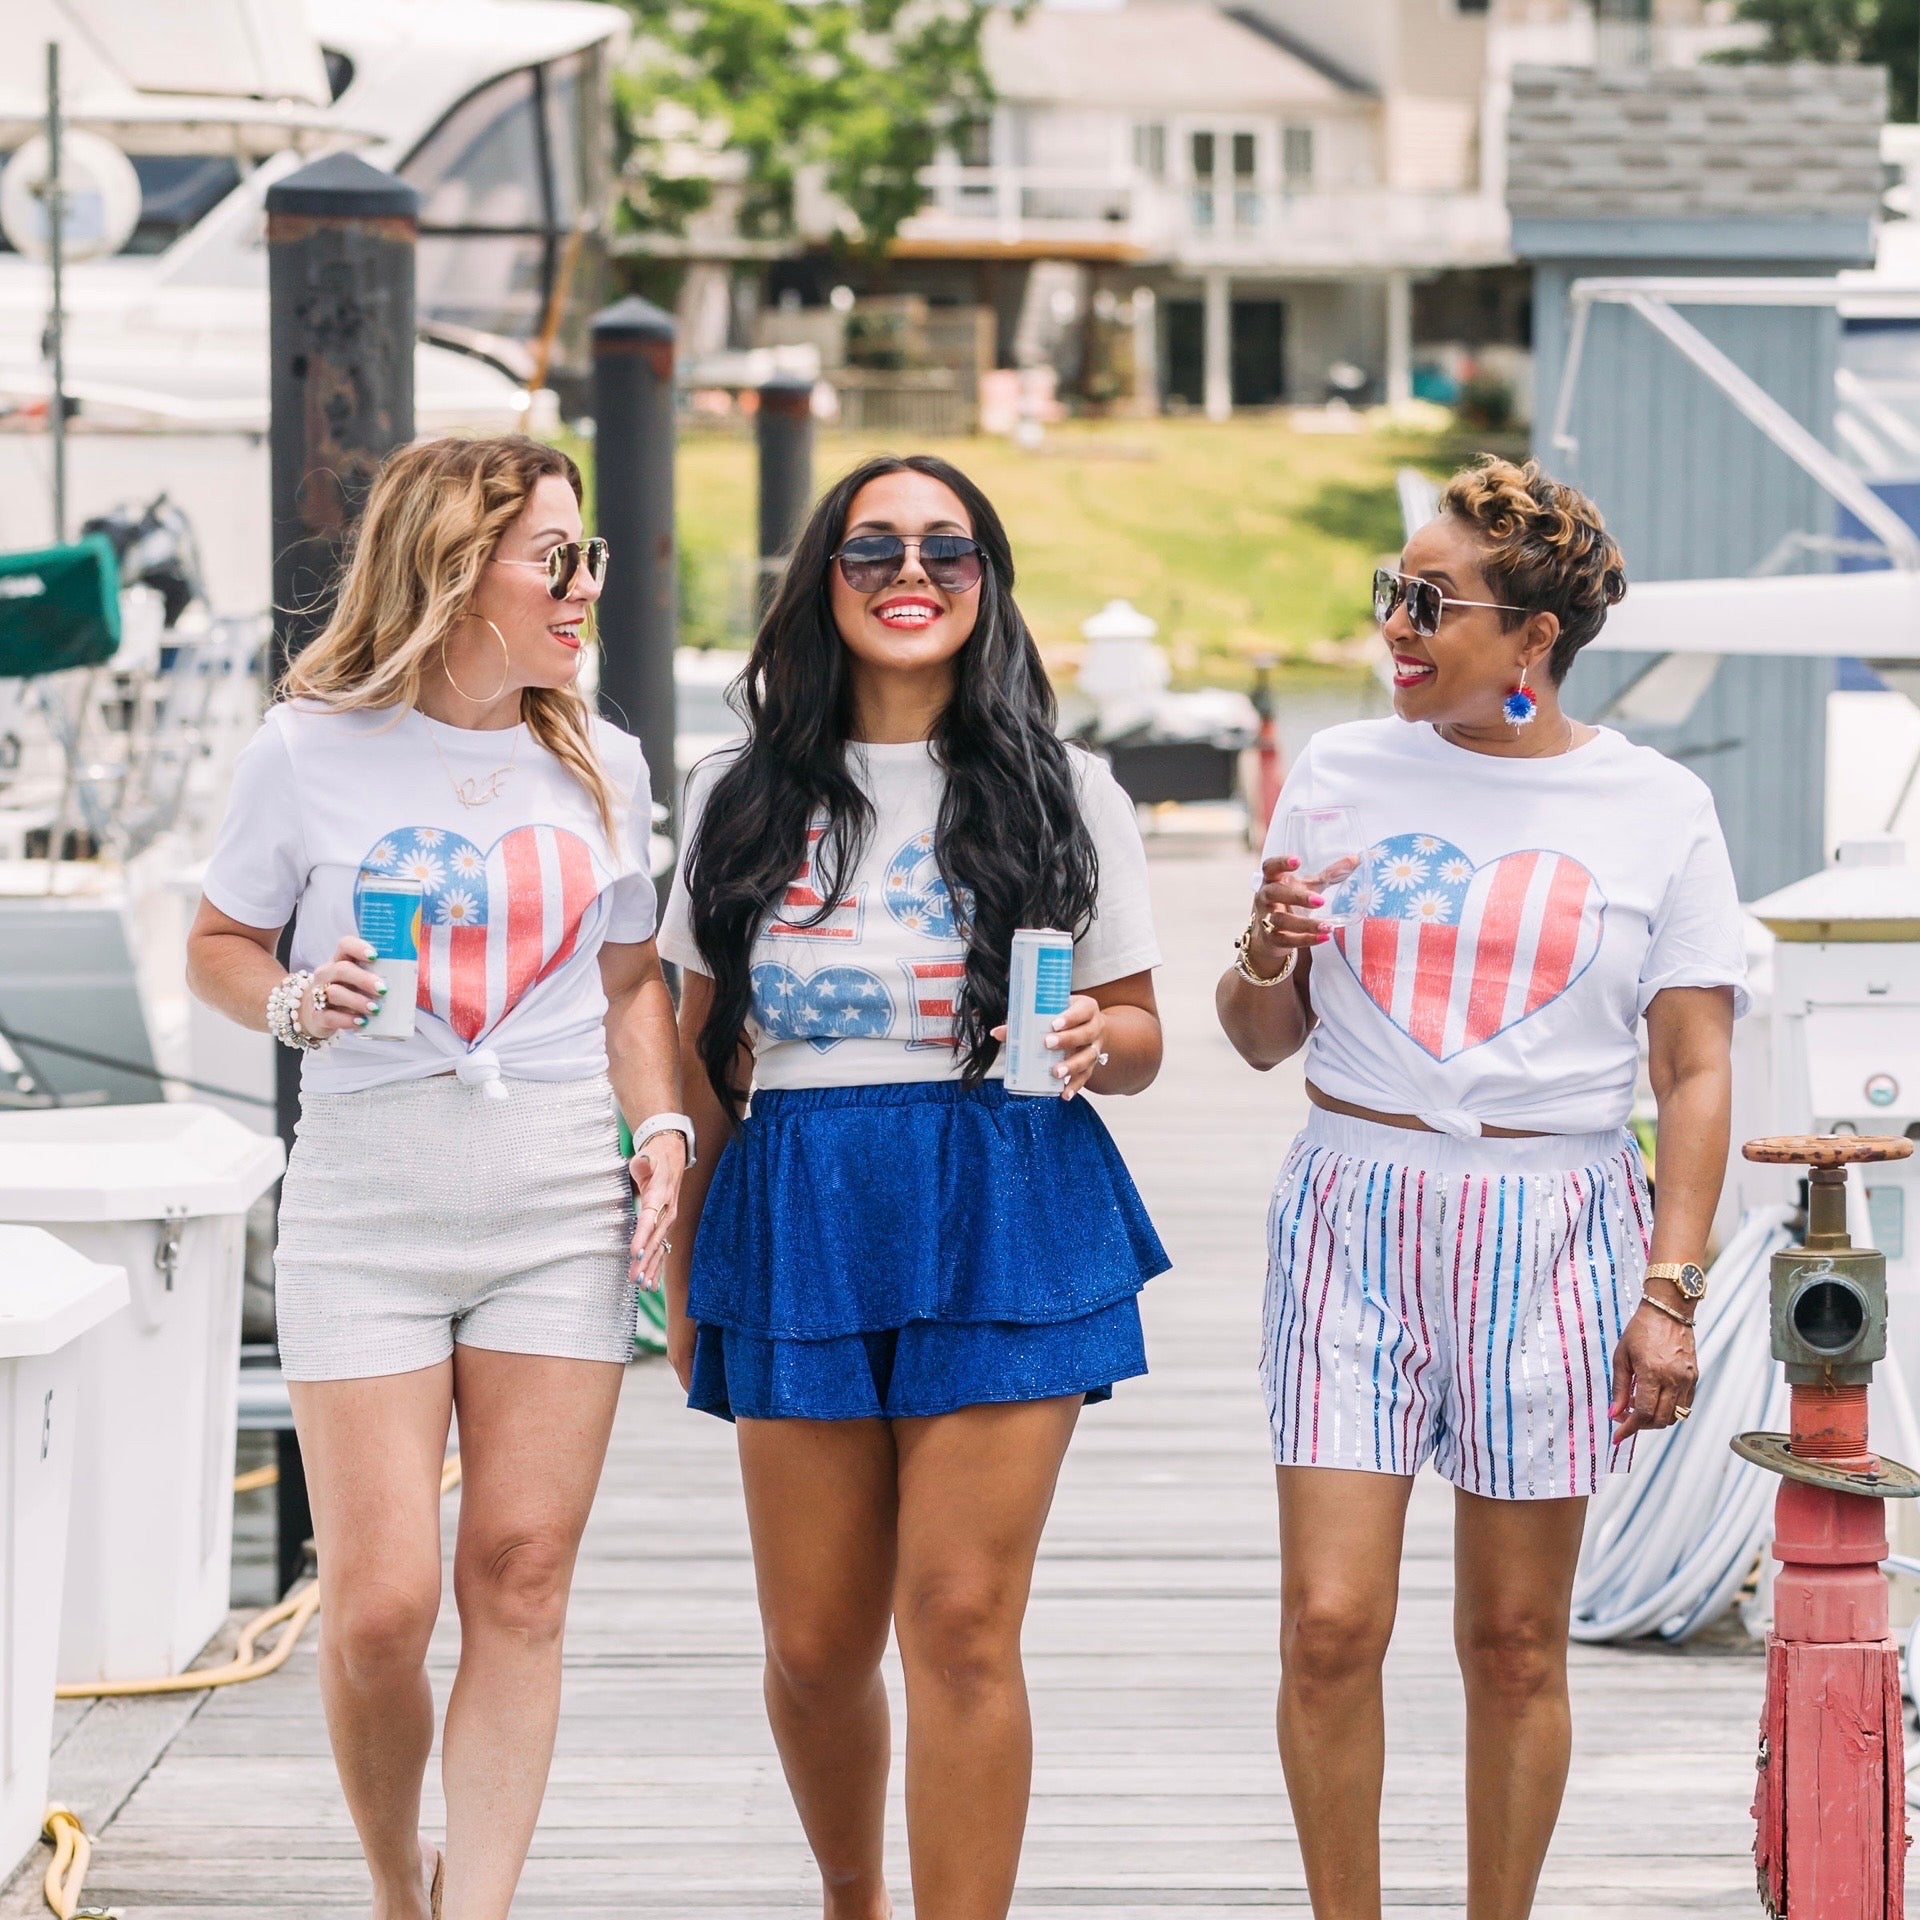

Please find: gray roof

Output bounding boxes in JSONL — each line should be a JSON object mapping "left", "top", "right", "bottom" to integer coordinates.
{"left": 1506, "top": 63, "right": 1885, "bottom": 220}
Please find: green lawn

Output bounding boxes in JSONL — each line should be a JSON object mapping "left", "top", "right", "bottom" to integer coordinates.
{"left": 665, "top": 414, "right": 1521, "bottom": 688}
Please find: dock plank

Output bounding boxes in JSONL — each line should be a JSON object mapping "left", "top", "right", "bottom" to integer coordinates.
{"left": 4, "top": 840, "right": 1814, "bottom": 1916}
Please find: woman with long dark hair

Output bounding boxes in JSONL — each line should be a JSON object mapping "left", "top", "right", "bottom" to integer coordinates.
{"left": 659, "top": 454, "right": 1167, "bottom": 1918}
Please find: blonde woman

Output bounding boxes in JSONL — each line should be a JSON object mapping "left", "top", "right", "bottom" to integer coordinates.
{"left": 187, "top": 436, "right": 688, "bottom": 1920}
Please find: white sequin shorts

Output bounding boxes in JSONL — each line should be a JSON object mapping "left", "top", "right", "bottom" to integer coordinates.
{"left": 1261, "top": 1108, "right": 1651, "bottom": 1501}
{"left": 275, "top": 1073, "right": 637, "bottom": 1381}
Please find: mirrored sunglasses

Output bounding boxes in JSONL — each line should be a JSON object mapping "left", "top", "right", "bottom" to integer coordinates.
{"left": 541, "top": 538, "right": 609, "bottom": 600}
{"left": 1373, "top": 567, "right": 1528, "bottom": 639}
{"left": 834, "top": 533, "right": 985, "bottom": 595}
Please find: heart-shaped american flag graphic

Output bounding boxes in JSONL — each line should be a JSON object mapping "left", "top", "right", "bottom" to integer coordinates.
{"left": 355, "top": 824, "right": 608, "bottom": 1044}
{"left": 1331, "top": 833, "right": 1606, "bottom": 1061}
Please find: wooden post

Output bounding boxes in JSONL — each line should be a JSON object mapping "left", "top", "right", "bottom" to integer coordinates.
{"left": 265, "top": 152, "right": 418, "bottom": 1179}
{"left": 756, "top": 374, "right": 814, "bottom": 618}
{"left": 591, "top": 298, "right": 677, "bottom": 817}
{"left": 266, "top": 152, "right": 419, "bottom": 686}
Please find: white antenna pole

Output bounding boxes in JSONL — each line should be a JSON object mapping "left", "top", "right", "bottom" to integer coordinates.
{"left": 45, "top": 39, "right": 67, "bottom": 544}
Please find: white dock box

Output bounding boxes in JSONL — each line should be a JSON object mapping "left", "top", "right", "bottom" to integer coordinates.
{"left": 0, "top": 1106, "right": 284, "bottom": 1683}
{"left": 0, "top": 1228, "right": 126, "bottom": 1880}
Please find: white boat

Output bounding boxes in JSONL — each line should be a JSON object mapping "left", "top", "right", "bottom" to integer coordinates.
{"left": 0, "top": 0, "right": 627, "bottom": 612}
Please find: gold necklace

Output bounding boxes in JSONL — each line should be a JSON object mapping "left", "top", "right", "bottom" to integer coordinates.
{"left": 423, "top": 716, "right": 520, "bottom": 807}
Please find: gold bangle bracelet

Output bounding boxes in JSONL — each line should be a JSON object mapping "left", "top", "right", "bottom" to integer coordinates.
{"left": 1233, "top": 923, "right": 1297, "bottom": 988}
{"left": 1638, "top": 1292, "right": 1695, "bottom": 1331}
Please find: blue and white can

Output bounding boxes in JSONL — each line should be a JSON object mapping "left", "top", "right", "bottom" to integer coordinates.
{"left": 354, "top": 875, "right": 422, "bottom": 1040}
{"left": 1004, "top": 927, "right": 1074, "bottom": 1097}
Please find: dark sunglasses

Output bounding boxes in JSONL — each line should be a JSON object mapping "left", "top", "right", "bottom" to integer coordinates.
{"left": 1373, "top": 567, "right": 1526, "bottom": 639}
{"left": 834, "top": 533, "right": 985, "bottom": 596}
{"left": 496, "top": 538, "right": 610, "bottom": 600}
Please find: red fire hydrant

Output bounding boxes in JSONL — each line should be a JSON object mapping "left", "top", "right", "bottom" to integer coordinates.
{"left": 1736, "top": 1135, "right": 1920, "bottom": 1917}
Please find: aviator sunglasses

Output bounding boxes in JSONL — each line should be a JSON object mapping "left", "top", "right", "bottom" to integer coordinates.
{"left": 495, "top": 538, "right": 611, "bottom": 601}
{"left": 1373, "top": 567, "right": 1527, "bottom": 639}
{"left": 834, "top": 533, "right": 986, "bottom": 596}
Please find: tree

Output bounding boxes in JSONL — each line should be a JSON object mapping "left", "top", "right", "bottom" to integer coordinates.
{"left": 1722, "top": 0, "right": 1916, "bottom": 119}
{"left": 616, "top": 0, "right": 998, "bottom": 256}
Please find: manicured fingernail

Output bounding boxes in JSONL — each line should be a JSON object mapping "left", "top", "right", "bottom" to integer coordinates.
{"left": 355, "top": 1015, "right": 368, "bottom": 1028}
{"left": 376, "top": 981, "right": 390, "bottom": 996}
{"left": 1315, "top": 928, "right": 1331, "bottom": 943}
{"left": 1308, "top": 894, "right": 1325, "bottom": 908}
{"left": 1045, "top": 1033, "right": 1061, "bottom": 1048}
{"left": 1051, "top": 1018, "right": 1065, "bottom": 1032}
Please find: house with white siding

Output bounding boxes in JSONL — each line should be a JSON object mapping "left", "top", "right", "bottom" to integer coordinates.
{"left": 873, "top": 0, "right": 1509, "bottom": 412}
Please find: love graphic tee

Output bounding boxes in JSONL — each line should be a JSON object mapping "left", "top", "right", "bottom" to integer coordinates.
{"left": 202, "top": 702, "right": 657, "bottom": 1096}
{"left": 658, "top": 740, "right": 1161, "bottom": 1091}
{"left": 1264, "top": 718, "right": 1749, "bottom": 1138}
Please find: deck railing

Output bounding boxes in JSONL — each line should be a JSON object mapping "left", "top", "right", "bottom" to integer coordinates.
{"left": 898, "top": 163, "right": 1510, "bottom": 271}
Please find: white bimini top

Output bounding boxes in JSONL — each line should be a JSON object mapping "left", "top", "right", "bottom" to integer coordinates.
{"left": 658, "top": 740, "right": 1162, "bottom": 1091}
{"left": 1266, "top": 718, "right": 1749, "bottom": 1138}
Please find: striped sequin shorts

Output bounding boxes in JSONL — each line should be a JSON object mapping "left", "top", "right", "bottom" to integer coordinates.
{"left": 1260, "top": 1107, "right": 1651, "bottom": 1501}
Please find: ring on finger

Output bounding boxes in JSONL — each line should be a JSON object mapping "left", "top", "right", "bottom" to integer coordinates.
{"left": 1261, "top": 910, "right": 1278, "bottom": 935}
{"left": 1673, "top": 1403, "right": 1692, "bottom": 1422}
{"left": 310, "top": 983, "right": 330, "bottom": 1018}
{"left": 1097, "top": 1050, "right": 1110, "bottom": 1067}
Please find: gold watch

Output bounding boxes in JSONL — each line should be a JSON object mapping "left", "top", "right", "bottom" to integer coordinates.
{"left": 1234, "top": 920, "right": 1297, "bottom": 988}
{"left": 1645, "top": 1260, "right": 1708, "bottom": 1303}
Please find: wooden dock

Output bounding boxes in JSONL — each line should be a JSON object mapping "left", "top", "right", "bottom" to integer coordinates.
{"left": 5, "top": 839, "right": 1792, "bottom": 1917}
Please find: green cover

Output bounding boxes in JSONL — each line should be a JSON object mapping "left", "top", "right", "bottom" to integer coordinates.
{"left": 0, "top": 536, "right": 121, "bottom": 678}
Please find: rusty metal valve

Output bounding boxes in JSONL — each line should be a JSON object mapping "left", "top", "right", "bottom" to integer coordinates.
{"left": 1733, "top": 1135, "right": 1918, "bottom": 1917}
{"left": 1733, "top": 1135, "right": 1920, "bottom": 1498}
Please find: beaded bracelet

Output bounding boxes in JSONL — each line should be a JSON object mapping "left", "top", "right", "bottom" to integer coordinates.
{"left": 266, "top": 970, "right": 332, "bottom": 1051}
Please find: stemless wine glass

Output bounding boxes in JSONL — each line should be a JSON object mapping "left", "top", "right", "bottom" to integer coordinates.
{"left": 1277, "top": 805, "right": 1373, "bottom": 928}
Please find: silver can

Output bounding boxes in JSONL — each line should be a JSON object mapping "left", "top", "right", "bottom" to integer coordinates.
{"left": 1004, "top": 928, "right": 1075, "bottom": 1097}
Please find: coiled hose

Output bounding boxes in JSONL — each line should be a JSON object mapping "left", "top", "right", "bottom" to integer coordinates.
{"left": 1571, "top": 1207, "right": 1796, "bottom": 1644}
{"left": 38, "top": 1453, "right": 463, "bottom": 1913}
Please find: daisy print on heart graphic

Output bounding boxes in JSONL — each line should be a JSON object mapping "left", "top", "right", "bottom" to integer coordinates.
{"left": 1377, "top": 849, "right": 1430, "bottom": 894}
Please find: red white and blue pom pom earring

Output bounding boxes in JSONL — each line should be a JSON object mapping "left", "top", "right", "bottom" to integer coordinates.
{"left": 1502, "top": 665, "right": 1538, "bottom": 730}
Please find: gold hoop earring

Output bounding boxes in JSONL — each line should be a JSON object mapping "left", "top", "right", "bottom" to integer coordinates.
{"left": 442, "top": 618, "right": 512, "bottom": 706}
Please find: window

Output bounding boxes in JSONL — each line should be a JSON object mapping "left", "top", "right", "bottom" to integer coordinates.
{"left": 958, "top": 118, "right": 992, "bottom": 168}
{"left": 1231, "top": 132, "right": 1260, "bottom": 229}
{"left": 541, "top": 52, "right": 592, "bottom": 230}
{"left": 1190, "top": 131, "right": 1216, "bottom": 231}
{"left": 1133, "top": 122, "right": 1166, "bottom": 181}
{"left": 1282, "top": 125, "right": 1314, "bottom": 191}
{"left": 127, "top": 156, "right": 243, "bottom": 254}
{"left": 399, "top": 57, "right": 601, "bottom": 348}
{"left": 320, "top": 47, "right": 354, "bottom": 102}
{"left": 404, "top": 69, "right": 546, "bottom": 230}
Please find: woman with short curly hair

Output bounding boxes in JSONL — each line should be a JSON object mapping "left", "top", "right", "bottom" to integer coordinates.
{"left": 1217, "top": 457, "right": 1747, "bottom": 1916}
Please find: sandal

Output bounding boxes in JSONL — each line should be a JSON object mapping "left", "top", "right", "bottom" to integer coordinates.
{"left": 427, "top": 1844, "right": 445, "bottom": 1920}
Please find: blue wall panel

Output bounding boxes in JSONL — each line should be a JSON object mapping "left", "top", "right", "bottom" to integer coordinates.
{"left": 1530, "top": 260, "right": 1838, "bottom": 899}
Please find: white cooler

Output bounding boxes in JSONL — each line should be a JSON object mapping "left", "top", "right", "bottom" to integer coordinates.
{"left": 0, "top": 1228, "right": 127, "bottom": 1880}
{"left": 0, "top": 1105, "right": 284, "bottom": 1683}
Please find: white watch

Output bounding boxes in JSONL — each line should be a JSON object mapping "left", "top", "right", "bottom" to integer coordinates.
{"left": 631, "top": 1111, "right": 697, "bottom": 1166}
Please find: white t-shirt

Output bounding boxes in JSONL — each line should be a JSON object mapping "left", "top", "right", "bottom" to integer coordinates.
{"left": 1265, "top": 719, "right": 1749, "bottom": 1137}
{"left": 202, "top": 702, "right": 657, "bottom": 1096}
{"left": 658, "top": 741, "right": 1161, "bottom": 1090}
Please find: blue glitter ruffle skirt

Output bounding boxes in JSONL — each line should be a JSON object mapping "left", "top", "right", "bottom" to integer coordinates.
{"left": 687, "top": 1079, "right": 1169, "bottom": 1421}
